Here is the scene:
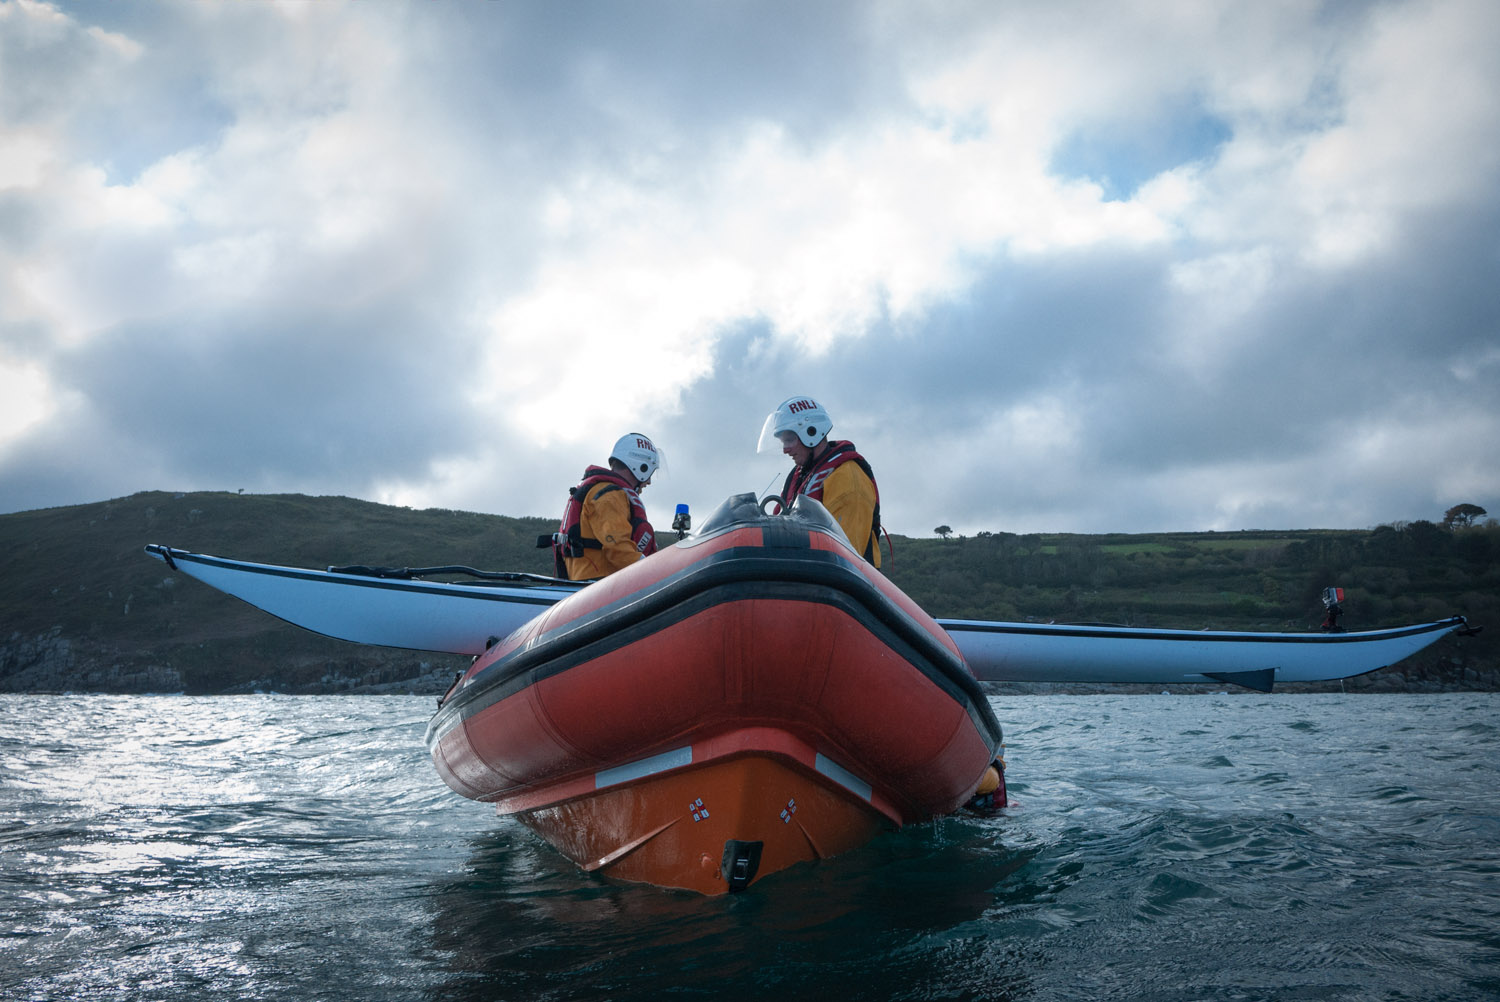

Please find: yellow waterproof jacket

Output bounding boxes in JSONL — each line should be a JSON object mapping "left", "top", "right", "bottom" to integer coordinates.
{"left": 781, "top": 440, "right": 882, "bottom": 569}
{"left": 564, "top": 481, "right": 657, "bottom": 580}
{"left": 821, "top": 462, "right": 881, "bottom": 569}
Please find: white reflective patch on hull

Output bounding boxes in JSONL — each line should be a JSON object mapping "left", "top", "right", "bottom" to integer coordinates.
{"left": 815, "top": 753, "right": 872, "bottom": 801}
{"left": 594, "top": 746, "right": 694, "bottom": 789}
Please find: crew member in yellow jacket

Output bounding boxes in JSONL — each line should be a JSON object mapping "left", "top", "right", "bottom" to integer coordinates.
{"left": 758, "top": 395, "right": 882, "bottom": 568}
{"left": 543, "top": 433, "right": 661, "bottom": 580}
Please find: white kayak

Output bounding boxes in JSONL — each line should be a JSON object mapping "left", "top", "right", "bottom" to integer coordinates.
{"left": 939, "top": 617, "right": 1473, "bottom": 691}
{"left": 145, "top": 544, "right": 581, "bottom": 656}
{"left": 145, "top": 544, "right": 1474, "bottom": 690}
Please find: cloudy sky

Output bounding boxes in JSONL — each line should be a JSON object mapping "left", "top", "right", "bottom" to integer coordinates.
{"left": 2, "top": 0, "right": 1497, "bottom": 537}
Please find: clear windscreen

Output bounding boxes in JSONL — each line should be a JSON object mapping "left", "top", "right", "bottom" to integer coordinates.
{"left": 756, "top": 411, "right": 786, "bottom": 454}
{"left": 649, "top": 445, "right": 669, "bottom": 482}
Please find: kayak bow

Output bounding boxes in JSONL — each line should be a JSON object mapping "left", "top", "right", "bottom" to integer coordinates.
{"left": 144, "top": 544, "right": 581, "bottom": 655}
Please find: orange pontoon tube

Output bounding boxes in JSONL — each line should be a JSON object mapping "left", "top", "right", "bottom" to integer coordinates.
{"left": 426, "top": 494, "right": 1004, "bottom": 894}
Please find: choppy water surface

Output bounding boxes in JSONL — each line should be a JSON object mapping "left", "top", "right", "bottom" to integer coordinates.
{"left": 2, "top": 694, "right": 1497, "bottom": 1001}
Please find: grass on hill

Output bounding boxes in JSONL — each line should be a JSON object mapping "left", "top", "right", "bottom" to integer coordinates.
{"left": 0, "top": 491, "right": 557, "bottom": 692}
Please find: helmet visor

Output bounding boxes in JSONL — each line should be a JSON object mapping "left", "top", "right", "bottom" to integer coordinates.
{"left": 645, "top": 445, "right": 668, "bottom": 485}
{"left": 757, "top": 412, "right": 800, "bottom": 454}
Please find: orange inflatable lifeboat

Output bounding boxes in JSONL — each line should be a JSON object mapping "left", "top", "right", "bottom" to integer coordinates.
{"left": 425, "top": 494, "right": 1004, "bottom": 894}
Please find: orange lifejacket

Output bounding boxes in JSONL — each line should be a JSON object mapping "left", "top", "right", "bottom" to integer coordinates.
{"left": 546, "top": 466, "right": 656, "bottom": 579}
{"left": 779, "top": 440, "right": 881, "bottom": 564}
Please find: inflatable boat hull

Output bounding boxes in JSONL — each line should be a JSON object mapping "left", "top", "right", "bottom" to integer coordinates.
{"left": 425, "top": 495, "right": 1004, "bottom": 893}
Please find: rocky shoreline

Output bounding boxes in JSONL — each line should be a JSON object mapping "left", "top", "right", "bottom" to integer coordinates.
{"left": 3, "top": 626, "right": 1495, "bottom": 696}
{"left": 0, "top": 628, "right": 470, "bottom": 697}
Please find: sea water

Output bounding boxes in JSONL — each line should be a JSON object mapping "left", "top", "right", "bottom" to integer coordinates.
{"left": 1, "top": 693, "right": 1496, "bottom": 1002}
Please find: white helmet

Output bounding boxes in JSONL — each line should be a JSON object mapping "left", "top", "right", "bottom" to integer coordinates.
{"left": 610, "top": 432, "right": 661, "bottom": 485}
{"left": 757, "top": 395, "right": 831, "bottom": 452}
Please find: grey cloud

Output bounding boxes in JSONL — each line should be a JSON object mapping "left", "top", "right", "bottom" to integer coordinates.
{"left": 422, "top": 0, "right": 910, "bottom": 149}
{"left": 3, "top": 0, "right": 1497, "bottom": 540}
{"left": 48, "top": 304, "right": 483, "bottom": 493}
{"left": 0, "top": 192, "right": 46, "bottom": 257}
{"left": 0, "top": 1, "right": 124, "bottom": 124}
{"left": 652, "top": 196, "right": 1500, "bottom": 535}
{"left": 1, "top": 2, "right": 234, "bottom": 181}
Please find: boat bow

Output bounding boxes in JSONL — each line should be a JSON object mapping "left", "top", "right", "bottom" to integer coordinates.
{"left": 425, "top": 494, "right": 1004, "bottom": 892}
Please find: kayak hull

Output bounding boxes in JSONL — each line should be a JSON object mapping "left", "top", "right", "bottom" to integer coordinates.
{"left": 942, "top": 616, "right": 1471, "bottom": 689}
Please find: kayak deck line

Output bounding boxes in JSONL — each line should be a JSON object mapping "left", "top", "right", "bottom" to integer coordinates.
{"left": 938, "top": 616, "right": 1469, "bottom": 644}
{"left": 146, "top": 544, "right": 582, "bottom": 596}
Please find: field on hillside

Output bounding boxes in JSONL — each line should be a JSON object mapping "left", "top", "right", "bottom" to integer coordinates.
{"left": 887, "top": 523, "right": 1497, "bottom": 633}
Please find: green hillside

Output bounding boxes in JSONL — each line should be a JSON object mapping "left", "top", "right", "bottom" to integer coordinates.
{"left": 1, "top": 491, "right": 1493, "bottom": 694}
{"left": 0, "top": 491, "right": 555, "bottom": 694}
{"left": 888, "top": 524, "right": 1496, "bottom": 631}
